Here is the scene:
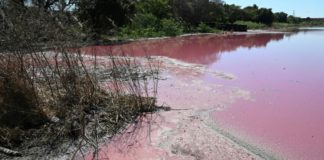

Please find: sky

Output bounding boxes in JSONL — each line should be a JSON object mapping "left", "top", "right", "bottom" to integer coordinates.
{"left": 224, "top": 0, "right": 324, "bottom": 18}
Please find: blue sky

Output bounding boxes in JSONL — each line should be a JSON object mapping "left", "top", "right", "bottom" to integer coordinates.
{"left": 224, "top": 0, "right": 324, "bottom": 18}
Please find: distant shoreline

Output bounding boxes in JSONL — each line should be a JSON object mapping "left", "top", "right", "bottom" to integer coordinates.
{"left": 88, "top": 29, "right": 290, "bottom": 46}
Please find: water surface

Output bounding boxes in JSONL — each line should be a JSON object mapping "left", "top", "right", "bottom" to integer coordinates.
{"left": 85, "top": 30, "right": 324, "bottom": 159}
{"left": 209, "top": 30, "right": 324, "bottom": 160}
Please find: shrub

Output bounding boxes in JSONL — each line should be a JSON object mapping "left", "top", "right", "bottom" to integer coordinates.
{"left": 132, "top": 13, "right": 159, "bottom": 29}
{"left": 119, "top": 13, "right": 162, "bottom": 38}
{"left": 257, "top": 8, "right": 274, "bottom": 26}
{"left": 235, "top": 21, "right": 267, "bottom": 29}
{"left": 196, "top": 23, "right": 219, "bottom": 33}
{"left": 0, "top": 4, "right": 160, "bottom": 159}
{"left": 159, "top": 18, "right": 184, "bottom": 36}
{"left": 119, "top": 26, "right": 162, "bottom": 38}
{"left": 119, "top": 18, "right": 183, "bottom": 38}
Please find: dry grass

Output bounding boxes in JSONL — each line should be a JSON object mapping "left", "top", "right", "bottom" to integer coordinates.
{"left": 0, "top": 2, "right": 160, "bottom": 159}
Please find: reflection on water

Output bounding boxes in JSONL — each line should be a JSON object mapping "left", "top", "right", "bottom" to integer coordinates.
{"left": 210, "top": 30, "right": 324, "bottom": 160}
{"left": 82, "top": 33, "right": 284, "bottom": 65}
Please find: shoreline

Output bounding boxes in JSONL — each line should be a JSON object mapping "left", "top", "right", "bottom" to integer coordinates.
{"left": 201, "top": 110, "right": 279, "bottom": 160}
{"left": 87, "top": 29, "right": 293, "bottom": 46}
{"left": 155, "top": 57, "right": 280, "bottom": 159}
{"left": 81, "top": 56, "right": 278, "bottom": 160}
{"left": 77, "top": 26, "right": 324, "bottom": 160}
{"left": 109, "top": 25, "right": 323, "bottom": 45}
{"left": 5, "top": 30, "right": 316, "bottom": 159}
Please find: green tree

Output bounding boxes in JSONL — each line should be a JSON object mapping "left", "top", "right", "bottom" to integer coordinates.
{"left": 76, "top": 0, "right": 135, "bottom": 36}
{"left": 131, "top": 13, "right": 159, "bottom": 29}
{"left": 135, "top": 0, "right": 172, "bottom": 19}
{"left": 223, "top": 4, "right": 245, "bottom": 23}
{"left": 274, "top": 12, "right": 288, "bottom": 23}
{"left": 208, "top": 1, "right": 225, "bottom": 23}
{"left": 288, "top": 15, "right": 302, "bottom": 24}
{"left": 172, "top": 0, "right": 223, "bottom": 25}
{"left": 159, "top": 18, "right": 183, "bottom": 36}
{"left": 257, "top": 8, "right": 274, "bottom": 26}
{"left": 243, "top": 4, "right": 259, "bottom": 22}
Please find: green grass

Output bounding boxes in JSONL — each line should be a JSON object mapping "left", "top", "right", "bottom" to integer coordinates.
{"left": 234, "top": 21, "right": 267, "bottom": 29}
{"left": 299, "top": 21, "right": 324, "bottom": 27}
{"left": 235, "top": 20, "right": 324, "bottom": 31}
{"left": 196, "top": 23, "right": 221, "bottom": 33}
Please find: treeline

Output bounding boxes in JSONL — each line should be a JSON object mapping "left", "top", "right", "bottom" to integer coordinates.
{"left": 1, "top": 0, "right": 320, "bottom": 39}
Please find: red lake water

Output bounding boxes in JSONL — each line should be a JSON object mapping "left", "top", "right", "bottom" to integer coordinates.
{"left": 84, "top": 29, "right": 324, "bottom": 160}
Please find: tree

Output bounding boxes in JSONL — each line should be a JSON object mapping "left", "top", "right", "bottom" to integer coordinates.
{"left": 223, "top": 4, "right": 245, "bottom": 23}
{"left": 257, "top": 8, "right": 274, "bottom": 26}
{"left": 172, "top": 0, "right": 208, "bottom": 25}
{"left": 1, "top": 0, "right": 77, "bottom": 12}
{"left": 131, "top": 13, "right": 159, "bottom": 29}
{"left": 135, "top": 0, "right": 172, "bottom": 19}
{"left": 172, "top": 0, "right": 223, "bottom": 25}
{"left": 208, "top": 1, "right": 225, "bottom": 23}
{"left": 305, "top": 17, "right": 311, "bottom": 22}
{"left": 243, "top": 4, "right": 259, "bottom": 22}
{"left": 288, "top": 15, "right": 302, "bottom": 24}
{"left": 49, "top": 0, "right": 77, "bottom": 12}
{"left": 274, "top": 12, "right": 288, "bottom": 23}
{"left": 76, "top": 0, "right": 135, "bottom": 36}
{"left": 0, "top": 0, "right": 27, "bottom": 9}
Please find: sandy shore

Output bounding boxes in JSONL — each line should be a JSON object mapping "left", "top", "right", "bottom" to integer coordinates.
{"left": 82, "top": 57, "right": 275, "bottom": 160}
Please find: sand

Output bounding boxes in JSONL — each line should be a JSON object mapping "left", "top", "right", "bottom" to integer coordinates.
{"left": 81, "top": 56, "right": 273, "bottom": 160}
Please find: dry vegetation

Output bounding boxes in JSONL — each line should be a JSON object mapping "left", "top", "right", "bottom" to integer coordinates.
{"left": 0, "top": 2, "right": 160, "bottom": 159}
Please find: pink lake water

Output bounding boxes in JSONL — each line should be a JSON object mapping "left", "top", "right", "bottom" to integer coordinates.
{"left": 208, "top": 30, "right": 324, "bottom": 160}
{"left": 84, "top": 29, "right": 324, "bottom": 159}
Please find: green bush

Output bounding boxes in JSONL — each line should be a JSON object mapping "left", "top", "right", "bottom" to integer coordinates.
{"left": 118, "top": 13, "right": 161, "bottom": 38}
{"left": 135, "top": 27, "right": 162, "bottom": 37}
{"left": 299, "top": 21, "right": 324, "bottom": 27}
{"left": 119, "top": 27, "right": 161, "bottom": 39}
{"left": 197, "top": 23, "right": 215, "bottom": 33}
{"left": 159, "top": 18, "right": 184, "bottom": 36}
{"left": 235, "top": 21, "right": 267, "bottom": 29}
{"left": 271, "top": 22, "right": 294, "bottom": 29}
{"left": 131, "top": 13, "right": 159, "bottom": 29}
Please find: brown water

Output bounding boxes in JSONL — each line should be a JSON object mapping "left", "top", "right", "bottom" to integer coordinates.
{"left": 84, "top": 30, "right": 324, "bottom": 160}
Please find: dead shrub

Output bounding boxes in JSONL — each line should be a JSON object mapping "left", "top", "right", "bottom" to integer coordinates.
{"left": 0, "top": 2, "right": 160, "bottom": 159}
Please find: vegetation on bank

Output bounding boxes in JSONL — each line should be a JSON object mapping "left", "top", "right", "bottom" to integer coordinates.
{"left": 235, "top": 21, "right": 324, "bottom": 30}
{"left": 74, "top": 0, "right": 324, "bottom": 39}
{"left": 1, "top": 0, "right": 323, "bottom": 40}
{"left": 0, "top": 1, "right": 160, "bottom": 159}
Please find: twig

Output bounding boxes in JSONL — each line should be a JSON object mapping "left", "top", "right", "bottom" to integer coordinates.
{"left": 0, "top": 146, "right": 22, "bottom": 157}
{"left": 156, "top": 106, "right": 191, "bottom": 111}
